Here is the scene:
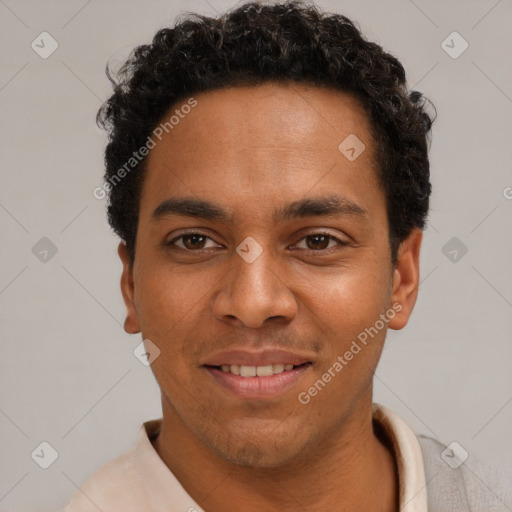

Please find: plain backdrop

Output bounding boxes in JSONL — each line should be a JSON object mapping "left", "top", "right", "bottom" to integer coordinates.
{"left": 1, "top": 0, "right": 511, "bottom": 510}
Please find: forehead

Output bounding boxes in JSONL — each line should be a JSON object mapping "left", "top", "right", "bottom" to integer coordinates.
{"left": 152, "top": 82, "right": 373, "bottom": 155}
{"left": 139, "top": 82, "right": 380, "bottom": 222}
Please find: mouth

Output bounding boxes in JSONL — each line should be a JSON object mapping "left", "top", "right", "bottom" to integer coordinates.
{"left": 202, "top": 361, "right": 313, "bottom": 399}
{"left": 206, "top": 362, "right": 309, "bottom": 377}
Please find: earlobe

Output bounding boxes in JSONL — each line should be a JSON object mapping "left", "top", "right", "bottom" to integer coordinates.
{"left": 118, "top": 242, "right": 141, "bottom": 334}
{"left": 388, "top": 228, "right": 423, "bottom": 331}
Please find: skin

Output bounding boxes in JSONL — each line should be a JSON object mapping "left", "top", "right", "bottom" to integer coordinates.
{"left": 118, "top": 82, "right": 422, "bottom": 512}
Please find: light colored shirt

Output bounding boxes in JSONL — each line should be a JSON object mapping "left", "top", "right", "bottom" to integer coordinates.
{"left": 63, "top": 403, "right": 429, "bottom": 511}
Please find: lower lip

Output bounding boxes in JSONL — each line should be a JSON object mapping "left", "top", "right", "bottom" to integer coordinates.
{"left": 204, "top": 364, "right": 311, "bottom": 400}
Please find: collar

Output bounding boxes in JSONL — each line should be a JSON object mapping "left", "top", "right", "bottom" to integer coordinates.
{"left": 133, "top": 403, "right": 428, "bottom": 511}
{"left": 372, "top": 403, "right": 428, "bottom": 511}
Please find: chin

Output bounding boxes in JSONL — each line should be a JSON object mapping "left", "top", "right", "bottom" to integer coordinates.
{"left": 207, "top": 419, "right": 312, "bottom": 469}
{"left": 219, "top": 443, "right": 300, "bottom": 468}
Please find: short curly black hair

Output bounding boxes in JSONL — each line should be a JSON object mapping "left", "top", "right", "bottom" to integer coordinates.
{"left": 97, "top": 0, "right": 434, "bottom": 266}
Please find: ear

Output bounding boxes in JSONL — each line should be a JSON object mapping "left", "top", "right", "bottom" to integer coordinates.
{"left": 118, "top": 242, "right": 141, "bottom": 334}
{"left": 388, "top": 228, "right": 423, "bottom": 330}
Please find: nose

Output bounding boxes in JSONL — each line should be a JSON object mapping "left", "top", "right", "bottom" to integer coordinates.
{"left": 212, "top": 245, "right": 298, "bottom": 329}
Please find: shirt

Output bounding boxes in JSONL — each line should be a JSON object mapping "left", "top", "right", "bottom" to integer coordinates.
{"left": 63, "top": 403, "right": 430, "bottom": 511}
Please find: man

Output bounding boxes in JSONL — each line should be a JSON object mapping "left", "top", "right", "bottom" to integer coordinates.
{"left": 65, "top": 1, "right": 509, "bottom": 510}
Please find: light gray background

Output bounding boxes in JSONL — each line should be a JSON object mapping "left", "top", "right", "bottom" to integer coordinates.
{"left": 1, "top": 0, "right": 511, "bottom": 510}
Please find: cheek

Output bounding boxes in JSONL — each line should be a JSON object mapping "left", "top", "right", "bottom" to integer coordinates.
{"left": 312, "top": 287, "right": 387, "bottom": 373}
{"left": 134, "top": 266, "right": 219, "bottom": 361}
{"left": 298, "top": 275, "right": 390, "bottom": 413}
{"left": 302, "top": 257, "right": 391, "bottom": 336}
{"left": 298, "top": 258, "right": 393, "bottom": 400}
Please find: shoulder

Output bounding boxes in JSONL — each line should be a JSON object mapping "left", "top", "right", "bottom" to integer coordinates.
{"left": 62, "top": 449, "right": 149, "bottom": 512}
{"left": 417, "top": 435, "right": 512, "bottom": 511}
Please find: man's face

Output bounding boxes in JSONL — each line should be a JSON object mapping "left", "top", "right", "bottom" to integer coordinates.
{"left": 119, "top": 83, "right": 419, "bottom": 467}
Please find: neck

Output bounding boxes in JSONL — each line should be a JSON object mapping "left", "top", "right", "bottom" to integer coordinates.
{"left": 152, "top": 395, "right": 398, "bottom": 512}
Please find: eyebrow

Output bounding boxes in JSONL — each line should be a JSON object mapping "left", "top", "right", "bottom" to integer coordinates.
{"left": 151, "top": 195, "right": 368, "bottom": 223}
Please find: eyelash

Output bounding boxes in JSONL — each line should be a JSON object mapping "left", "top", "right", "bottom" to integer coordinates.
{"left": 165, "top": 231, "right": 348, "bottom": 252}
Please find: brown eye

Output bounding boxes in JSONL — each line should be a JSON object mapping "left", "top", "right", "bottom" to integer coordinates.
{"left": 294, "top": 233, "right": 347, "bottom": 251}
{"left": 182, "top": 234, "right": 207, "bottom": 250}
{"left": 305, "top": 234, "right": 330, "bottom": 250}
{"left": 167, "top": 233, "right": 219, "bottom": 251}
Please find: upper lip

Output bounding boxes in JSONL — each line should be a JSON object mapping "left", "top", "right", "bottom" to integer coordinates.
{"left": 202, "top": 348, "right": 314, "bottom": 367}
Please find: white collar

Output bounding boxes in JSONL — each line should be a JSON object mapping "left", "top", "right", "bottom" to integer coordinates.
{"left": 131, "top": 403, "right": 428, "bottom": 511}
{"left": 371, "top": 403, "right": 428, "bottom": 512}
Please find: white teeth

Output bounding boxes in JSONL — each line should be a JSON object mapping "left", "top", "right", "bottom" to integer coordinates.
{"left": 240, "top": 365, "right": 257, "bottom": 377}
{"left": 256, "top": 365, "right": 273, "bottom": 377}
{"left": 273, "top": 363, "right": 285, "bottom": 374}
{"left": 219, "top": 363, "right": 296, "bottom": 377}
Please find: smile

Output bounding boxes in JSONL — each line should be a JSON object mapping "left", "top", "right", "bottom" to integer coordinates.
{"left": 219, "top": 363, "right": 298, "bottom": 377}
{"left": 203, "top": 362, "right": 312, "bottom": 399}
